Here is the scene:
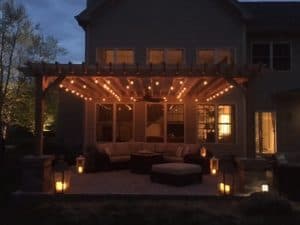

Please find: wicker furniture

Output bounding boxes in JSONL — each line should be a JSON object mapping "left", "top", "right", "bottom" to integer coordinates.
{"left": 130, "top": 152, "right": 164, "bottom": 174}
{"left": 151, "top": 163, "right": 202, "bottom": 186}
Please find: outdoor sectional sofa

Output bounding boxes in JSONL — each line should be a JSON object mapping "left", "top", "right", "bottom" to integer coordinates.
{"left": 96, "top": 142, "right": 201, "bottom": 170}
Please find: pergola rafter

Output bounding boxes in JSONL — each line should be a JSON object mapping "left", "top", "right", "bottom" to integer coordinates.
{"left": 19, "top": 61, "right": 262, "bottom": 156}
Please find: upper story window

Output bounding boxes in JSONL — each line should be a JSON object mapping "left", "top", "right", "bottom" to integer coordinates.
{"left": 148, "top": 48, "right": 185, "bottom": 65}
{"left": 251, "top": 42, "right": 291, "bottom": 71}
{"left": 97, "top": 48, "right": 135, "bottom": 65}
{"left": 197, "top": 49, "right": 234, "bottom": 65}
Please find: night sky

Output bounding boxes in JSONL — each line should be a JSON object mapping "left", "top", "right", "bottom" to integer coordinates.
{"left": 15, "top": 0, "right": 299, "bottom": 63}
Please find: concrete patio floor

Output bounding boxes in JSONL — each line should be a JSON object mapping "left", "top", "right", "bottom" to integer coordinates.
{"left": 68, "top": 170, "right": 219, "bottom": 196}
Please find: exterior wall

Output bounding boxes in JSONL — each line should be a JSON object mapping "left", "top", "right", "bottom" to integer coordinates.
{"left": 247, "top": 35, "right": 300, "bottom": 154}
{"left": 86, "top": 0, "right": 246, "bottom": 65}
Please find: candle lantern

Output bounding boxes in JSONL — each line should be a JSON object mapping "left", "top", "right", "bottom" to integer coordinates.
{"left": 218, "top": 171, "right": 235, "bottom": 195}
{"left": 210, "top": 156, "right": 219, "bottom": 175}
{"left": 200, "top": 146, "right": 207, "bottom": 158}
{"left": 76, "top": 155, "right": 86, "bottom": 174}
{"left": 53, "top": 159, "right": 71, "bottom": 194}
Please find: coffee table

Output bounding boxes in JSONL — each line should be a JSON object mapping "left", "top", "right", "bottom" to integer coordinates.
{"left": 130, "top": 152, "right": 164, "bottom": 174}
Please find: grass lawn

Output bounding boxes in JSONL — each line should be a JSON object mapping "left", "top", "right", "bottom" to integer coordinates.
{"left": 1, "top": 195, "right": 300, "bottom": 225}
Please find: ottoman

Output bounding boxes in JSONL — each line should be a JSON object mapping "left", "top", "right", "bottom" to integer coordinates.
{"left": 151, "top": 163, "right": 202, "bottom": 186}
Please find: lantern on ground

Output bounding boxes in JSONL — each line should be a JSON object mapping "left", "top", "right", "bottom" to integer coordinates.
{"left": 76, "top": 155, "right": 86, "bottom": 174}
{"left": 54, "top": 159, "right": 71, "bottom": 194}
{"left": 200, "top": 146, "right": 207, "bottom": 158}
{"left": 210, "top": 156, "right": 219, "bottom": 175}
{"left": 218, "top": 170, "right": 235, "bottom": 195}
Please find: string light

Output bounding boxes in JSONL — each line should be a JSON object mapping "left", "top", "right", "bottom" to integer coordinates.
{"left": 130, "top": 80, "right": 134, "bottom": 85}
{"left": 70, "top": 80, "right": 75, "bottom": 84}
{"left": 59, "top": 84, "right": 63, "bottom": 88}
{"left": 170, "top": 86, "right": 174, "bottom": 91}
{"left": 155, "top": 81, "right": 159, "bottom": 86}
{"left": 203, "top": 81, "right": 208, "bottom": 85}
{"left": 126, "top": 85, "right": 130, "bottom": 89}
{"left": 206, "top": 85, "right": 235, "bottom": 102}
{"left": 83, "top": 85, "right": 87, "bottom": 89}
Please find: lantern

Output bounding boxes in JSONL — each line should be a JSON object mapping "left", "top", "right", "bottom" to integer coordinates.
{"left": 210, "top": 156, "right": 219, "bottom": 175}
{"left": 200, "top": 146, "right": 207, "bottom": 158}
{"left": 261, "top": 184, "right": 269, "bottom": 192}
{"left": 76, "top": 155, "right": 86, "bottom": 174}
{"left": 218, "top": 171, "right": 235, "bottom": 196}
{"left": 53, "top": 159, "right": 71, "bottom": 194}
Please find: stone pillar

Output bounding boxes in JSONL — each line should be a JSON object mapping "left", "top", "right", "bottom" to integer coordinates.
{"left": 21, "top": 155, "right": 54, "bottom": 193}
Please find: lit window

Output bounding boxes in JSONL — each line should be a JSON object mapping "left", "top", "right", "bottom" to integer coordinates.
{"left": 197, "top": 49, "right": 234, "bottom": 64}
{"left": 218, "top": 105, "right": 234, "bottom": 143}
{"left": 148, "top": 49, "right": 184, "bottom": 65}
{"left": 98, "top": 49, "right": 135, "bottom": 65}
{"left": 197, "top": 105, "right": 216, "bottom": 143}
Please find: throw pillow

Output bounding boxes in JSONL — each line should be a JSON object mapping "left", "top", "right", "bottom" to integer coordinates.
{"left": 104, "top": 147, "right": 112, "bottom": 156}
{"left": 176, "top": 146, "right": 184, "bottom": 157}
{"left": 182, "top": 146, "right": 191, "bottom": 156}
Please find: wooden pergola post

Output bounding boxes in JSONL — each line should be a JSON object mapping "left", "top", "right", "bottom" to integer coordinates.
{"left": 34, "top": 74, "right": 45, "bottom": 156}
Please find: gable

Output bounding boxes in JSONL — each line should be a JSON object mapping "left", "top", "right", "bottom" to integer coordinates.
{"left": 76, "top": 0, "right": 248, "bottom": 28}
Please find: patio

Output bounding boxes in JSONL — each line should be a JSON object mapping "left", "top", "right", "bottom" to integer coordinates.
{"left": 69, "top": 170, "right": 219, "bottom": 196}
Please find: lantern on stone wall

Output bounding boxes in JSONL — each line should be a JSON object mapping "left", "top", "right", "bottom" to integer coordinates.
{"left": 200, "top": 146, "right": 207, "bottom": 158}
{"left": 261, "top": 184, "right": 269, "bottom": 192}
{"left": 54, "top": 159, "right": 71, "bottom": 194}
{"left": 76, "top": 155, "right": 86, "bottom": 174}
{"left": 210, "top": 156, "right": 219, "bottom": 175}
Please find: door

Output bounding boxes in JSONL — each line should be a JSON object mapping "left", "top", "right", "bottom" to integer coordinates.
{"left": 255, "top": 112, "right": 277, "bottom": 154}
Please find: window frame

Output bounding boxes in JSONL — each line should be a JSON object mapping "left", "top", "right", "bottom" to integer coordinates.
{"left": 147, "top": 48, "right": 186, "bottom": 65}
{"left": 145, "top": 103, "right": 165, "bottom": 143}
{"left": 115, "top": 103, "right": 134, "bottom": 142}
{"left": 166, "top": 104, "right": 185, "bottom": 143}
{"left": 251, "top": 41, "right": 291, "bottom": 72}
{"left": 97, "top": 48, "right": 136, "bottom": 65}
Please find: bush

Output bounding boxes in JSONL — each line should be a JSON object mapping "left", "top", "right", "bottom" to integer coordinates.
{"left": 239, "top": 192, "right": 292, "bottom": 216}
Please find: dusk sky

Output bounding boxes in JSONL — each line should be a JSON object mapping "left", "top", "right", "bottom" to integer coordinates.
{"left": 15, "top": 0, "right": 299, "bottom": 63}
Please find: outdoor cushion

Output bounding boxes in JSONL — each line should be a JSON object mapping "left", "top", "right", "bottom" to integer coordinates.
{"left": 110, "top": 156, "right": 131, "bottom": 163}
{"left": 152, "top": 163, "right": 202, "bottom": 175}
{"left": 113, "top": 143, "right": 130, "bottom": 156}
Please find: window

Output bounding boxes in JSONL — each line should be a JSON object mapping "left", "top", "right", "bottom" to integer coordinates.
{"left": 146, "top": 104, "right": 164, "bottom": 142}
{"left": 197, "top": 105, "right": 216, "bottom": 143}
{"left": 96, "top": 104, "right": 113, "bottom": 142}
{"left": 218, "top": 105, "right": 235, "bottom": 143}
{"left": 167, "top": 104, "right": 184, "bottom": 143}
{"left": 148, "top": 48, "right": 184, "bottom": 65}
{"left": 273, "top": 43, "right": 290, "bottom": 71}
{"left": 197, "top": 105, "right": 235, "bottom": 143}
{"left": 252, "top": 44, "right": 271, "bottom": 68}
{"left": 251, "top": 42, "right": 291, "bottom": 71}
{"left": 116, "top": 104, "right": 133, "bottom": 142}
{"left": 197, "top": 49, "right": 234, "bottom": 64}
{"left": 255, "top": 112, "right": 277, "bottom": 154}
{"left": 98, "top": 49, "right": 135, "bottom": 65}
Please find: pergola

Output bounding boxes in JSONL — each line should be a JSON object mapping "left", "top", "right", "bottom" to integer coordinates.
{"left": 20, "top": 62, "right": 262, "bottom": 156}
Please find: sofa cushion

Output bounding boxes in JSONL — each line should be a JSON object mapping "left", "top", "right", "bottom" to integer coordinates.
{"left": 113, "top": 143, "right": 130, "bottom": 156}
{"left": 110, "top": 155, "right": 130, "bottom": 163}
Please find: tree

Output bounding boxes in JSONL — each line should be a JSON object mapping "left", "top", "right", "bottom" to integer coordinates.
{"left": 0, "top": 0, "right": 66, "bottom": 164}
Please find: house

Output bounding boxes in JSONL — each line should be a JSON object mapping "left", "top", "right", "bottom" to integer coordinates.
{"left": 25, "top": 0, "right": 300, "bottom": 159}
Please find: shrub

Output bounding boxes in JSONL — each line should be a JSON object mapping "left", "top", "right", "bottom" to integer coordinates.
{"left": 239, "top": 192, "right": 292, "bottom": 216}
